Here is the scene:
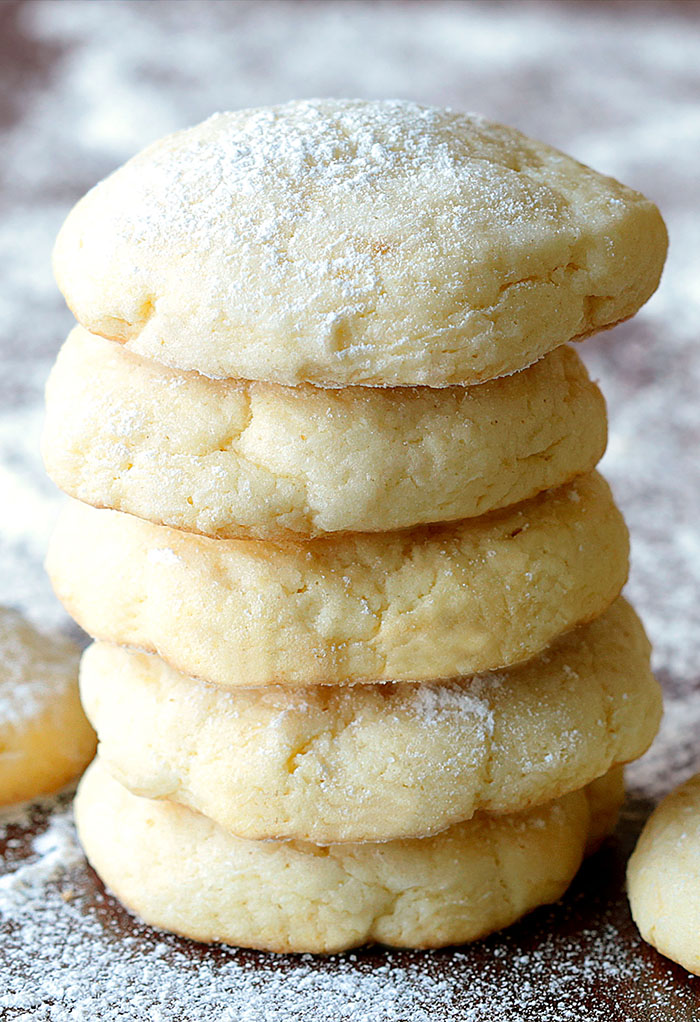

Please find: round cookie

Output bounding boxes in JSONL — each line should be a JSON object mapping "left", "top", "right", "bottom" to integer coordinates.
{"left": 82, "top": 599, "right": 658, "bottom": 843}
{"left": 53, "top": 99, "right": 667, "bottom": 388}
{"left": 627, "top": 774, "right": 700, "bottom": 975}
{"left": 0, "top": 607, "right": 95, "bottom": 806}
{"left": 47, "top": 472, "right": 629, "bottom": 688}
{"left": 75, "top": 759, "right": 622, "bottom": 954}
{"left": 43, "top": 328, "right": 607, "bottom": 540}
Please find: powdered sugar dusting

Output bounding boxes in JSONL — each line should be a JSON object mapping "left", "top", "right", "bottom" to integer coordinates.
{"left": 73, "top": 97, "right": 572, "bottom": 381}
{"left": 627, "top": 691, "right": 700, "bottom": 802}
{"left": 408, "top": 679, "right": 495, "bottom": 730}
{"left": 121, "top": 99, "right": 549, "bottom": 254}
{"left": 147, "top": 547, "right": 181, "bottom": 567}
{"left": 1, "top": 796, "right": 695, "bottom": 1021}
{"left": 0, "top": 808, "right": 82, "bottom": 909}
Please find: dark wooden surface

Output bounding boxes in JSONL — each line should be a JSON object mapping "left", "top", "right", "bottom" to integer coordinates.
{"left": 1, "top": 1, "right": 699, "bottom": 1018}
{"left": 1, "top": 790, "right": 699, "bottom": 1020}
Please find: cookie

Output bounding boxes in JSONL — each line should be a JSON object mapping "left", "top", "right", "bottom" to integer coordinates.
{"left": 81, "top": 599, "right": 657, "bottom": 843}
{"left": 0, "top": 607, "right": 95, "bottom": 806}
{"left": 75, "top": 759, "right": 622, "bottom": 954}
{"left": 627, "top": 773, "right": 700, "bottom": 975}
{"left": 586, "top": 767, "right": 627, "bottom": 856}
{"left": 53, "top": 100, "right": 667, "bottom": 388}
{"left": 43, "top": 328, "right": 606, "bottom": 540}
{"left": 47, "top": 472, "right": 628, "bottom": 688}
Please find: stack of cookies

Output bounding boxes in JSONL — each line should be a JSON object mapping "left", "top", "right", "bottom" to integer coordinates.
{"left": 43, "top": 100, "right": 667, "bottom": 954}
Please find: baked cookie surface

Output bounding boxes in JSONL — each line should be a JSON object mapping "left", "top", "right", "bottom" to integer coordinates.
{"left": 53, "top": 99, "right": 667, "bottom": 387}
{"left": 0, "top": 607, "right": 95, "bottom": 806}
{"left": 627, "top": 773, "right": 700, "bottom": 975}
{"left": 47, "top": 473, "right": 628, "bottom": 688}
{"left": 81, "top": 599, "right": 659, "bottom": 843}
{"left": 75, "top": 759, "right": 622, "bottom": 954}
{"left": 43, "top": 328, "right": 606, "bottom": 539}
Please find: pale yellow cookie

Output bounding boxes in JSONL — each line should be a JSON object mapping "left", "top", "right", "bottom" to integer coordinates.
{"left": 0, "top": 607, "right": 95, "bottom": 806}
{"left": 82, "top": 599, "right": 658, "bottom": 843}
{"left": 42, "top": 328, "right": 607, "bottom": 540}
{"left": 47, "top": 472, "right": 628, "bottom": 688}
{"left": 53, "top": 100, "right": 667, "bottom": 388}
{"left": 627, "top": 774, "right": 700, "bottom": 975}
{"left": 75, "top": 759, "right": 622, "bottom": 953}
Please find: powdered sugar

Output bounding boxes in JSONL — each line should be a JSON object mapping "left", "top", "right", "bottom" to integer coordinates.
{"left": 1, "top": 795, "right": 695, "bottom": 1022}
{"left": 147, "top": 547, "right": 181, "bottom": 567}
{"left": 408, "top": 679, "right": 495, "bottom": 729}
{"left": 0, "top": 808, "right": 82, "bottom": 909}
{"left": 119, "top": 100, "right": 542, "bottom": 259}
{"left": 67, "top": 96, "right": 581, "bottom": 384}
{"left": 628, "top": 691, "right": 700, "bottom": 802}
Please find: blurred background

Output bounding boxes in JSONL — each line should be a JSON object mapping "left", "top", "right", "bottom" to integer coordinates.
{"left": 0, "top": 0, "right": 699, "bottom": 795}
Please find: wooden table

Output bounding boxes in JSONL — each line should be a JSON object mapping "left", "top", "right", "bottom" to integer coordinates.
{"left": 1, "top": 789, "right": 699, "bottom": 1020}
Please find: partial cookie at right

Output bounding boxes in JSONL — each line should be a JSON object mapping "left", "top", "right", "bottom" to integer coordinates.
{"left": 627, "top": 774, "right": 700, "bottom": 975}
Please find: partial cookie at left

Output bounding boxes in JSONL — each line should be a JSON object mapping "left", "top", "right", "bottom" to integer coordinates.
{"left": 0, "top": 607, "right": 95, "bottom": 806}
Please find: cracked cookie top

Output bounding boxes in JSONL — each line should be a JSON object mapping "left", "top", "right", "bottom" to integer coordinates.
{"left": 42, "top": 327, "right": 606, "bottom": 539}
{"left": 46, "top": 472, "right": 629, "bottom": 689}
{"left": 80, "top": 599, "right": 657, "bottom": 844}
{"left": 53, "top": 99, "right": 667, "bottom": 386}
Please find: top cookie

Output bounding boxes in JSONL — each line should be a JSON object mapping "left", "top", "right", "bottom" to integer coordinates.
{"left": 53, "top": 100, "right": 667, "bottom": 387}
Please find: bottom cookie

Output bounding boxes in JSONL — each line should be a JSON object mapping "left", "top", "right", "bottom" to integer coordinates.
{"left": 627, "top": 773, "right": 700, "bottom": 975}
{"left": 75, "top": 759, "right": 622, "bottom": 954}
